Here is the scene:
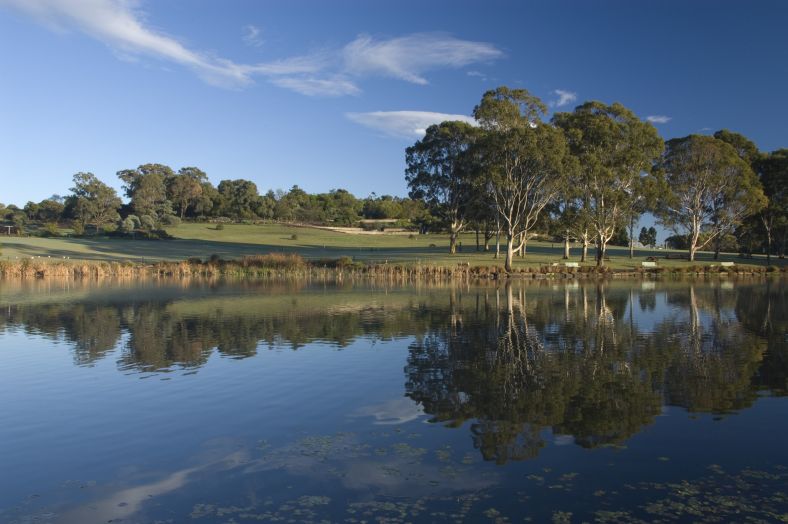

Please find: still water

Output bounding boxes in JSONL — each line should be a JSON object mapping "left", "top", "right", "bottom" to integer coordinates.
{"left": 0, "top": 278, "right": 785, "bottom": 523}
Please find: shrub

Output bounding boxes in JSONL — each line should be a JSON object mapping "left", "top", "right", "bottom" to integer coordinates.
{"left": 71, "top": 222, "right": 85, "bottom": 236}
{"left": 161, "top": 215, "right": 181, "bottom": 227}
{"left": 140, "top": 215, "right": 156, "bottom": 230}
{"left": 215, "top": 223, "right": 225, "bottom": 230}
{"left": 41, "top": 222, "right": 60, "bottom": 237}
{"left": 241, "top": 253, "right": 306, "bottom": 269}
{"left": 290, "top": 233, "right": 298, "bottom": 240}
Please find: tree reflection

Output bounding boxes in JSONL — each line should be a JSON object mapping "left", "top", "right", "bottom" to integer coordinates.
{"left": 405, "top": 281, "right": 780, "bottom": 463}
{"left": 0, "top": 279, "right": 783, "bottom": 459}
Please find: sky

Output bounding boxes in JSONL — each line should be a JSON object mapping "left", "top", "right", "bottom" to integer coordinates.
{"left": 1, "top": 0, "right": 787, "bottom": 209}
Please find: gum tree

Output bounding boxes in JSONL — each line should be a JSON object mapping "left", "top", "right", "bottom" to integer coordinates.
{"left": 553, "top": 102, "right": 663, "bottom": 266}
{"left": 406, "top": 120, "right": 479, "bottom": 254}
{"left": 69, "top": 172, "right": 122, "bottom": 233}
{"left": 473, "top": 87, "right": 570, "bottom": 272}
{"left": 655, "top": 135, "right": 766, "bottom": 261}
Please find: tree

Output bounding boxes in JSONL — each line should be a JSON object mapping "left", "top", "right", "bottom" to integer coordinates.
{"left": 639, "top": 226, "right": 657, "bottom": 248}
{"left": 713, "top": 130, "right": 765, "bottom": 258}
{"left": 217, "top": 179, "right": 260, "bottom": 219}
{"left": 36, "top": 197, "right": 65, "bottom": 223}
{"left": 553, "top": 102, "right": 664, "bottom": 266}
{"left": 406, "top": 120, "right": 479, "bottom": 254}
{"left": 655, "top": 135, "right": 767, "bottom": 261}
{"left": 168, "top": 167, "right": 207, "bottom": 219}
{"left": 473, "top": 87, "right": 570, "bottom": 271}
{"left": 755, "top": 149, "right": 788, "bottom": 261}
{"left": 117, "top": 164, "right": 175, "bottom": 223}
{"left": 69, "top": 172, "right": 122, "bottom": 233}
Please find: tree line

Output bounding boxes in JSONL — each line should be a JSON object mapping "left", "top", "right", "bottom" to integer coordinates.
{"left": 405, "top": 86, "right": 786, "bottom": 268}
{"left": 1, "top": 165, "right": 431, "bottom": 238}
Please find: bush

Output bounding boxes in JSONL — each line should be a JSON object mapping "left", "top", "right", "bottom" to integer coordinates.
{"left": 71, "top": 222, "right": 85, "bottom": 236}
{"left": 161, "top": 215, "right": 181, "bottom": 227}
{"left": 215, "top": 223, "right": 225, "bottom": 230}
{"left": 290, "top": 233, "right": 298, "bottom": 240}
{"left": 140, "top": 215, "right": 156, "bottom": 230}
{"left": 41, "top": 222, "right": 60, "bottom": 237}
{"left": 241, "top": 253, "right": 306, "bottom": 269}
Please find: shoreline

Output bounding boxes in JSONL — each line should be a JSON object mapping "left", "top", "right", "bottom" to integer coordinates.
{"left": 1, "top": 255, "right": 785, "bottom": 280}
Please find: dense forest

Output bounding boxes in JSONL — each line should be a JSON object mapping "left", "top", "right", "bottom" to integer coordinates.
{"left": 1, "top": 86, "right": 785, "bottom": 268}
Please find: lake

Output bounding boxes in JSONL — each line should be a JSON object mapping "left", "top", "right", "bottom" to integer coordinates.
{"left": 0, "top": 278, "right": 785, "bottom": 523}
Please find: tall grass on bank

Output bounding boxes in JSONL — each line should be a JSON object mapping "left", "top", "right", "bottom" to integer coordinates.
{"left": 1, "top": 254, "right": 786, "bottom": 279}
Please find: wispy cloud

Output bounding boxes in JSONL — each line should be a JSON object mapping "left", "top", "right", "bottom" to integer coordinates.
{"left": 466, "top": 70, "right": 488, "bottom": 81}
{"left": 0, "top": 0, "right": 503, "bottom": 96}
{"left": 242, "top": 24, "right": 263, "bottom": 48}
{"left": 646, "top": 115, "right": 672, "bottom": 124}
{"left": 0, "top": 0, "right": 285, "bottom": 87}
{"left": 346, "top": 111, "right": 476, "bottom": 139}
{"left": 271, "top": 75, "right": 360, "bottom": 97}
{"left": 551, "top": 89, "right": 577, "bottom": 107}
{"left": 343, "top": 33, "right": 502, "bottom": 85}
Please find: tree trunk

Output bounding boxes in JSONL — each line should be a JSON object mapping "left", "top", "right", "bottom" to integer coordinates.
{"left": 628, "top": 218, "right": 635, "bottom": 259}
{"left": 449, "top": 232, "right": 458, "bottom": 254}
{"left": 475, "top": 228, "right": 480, "bottom": 251}
{"left": 713, "top": 235, "right": 721, "bottom": 260}
{"left": 763, "top": 216, "right": 772, "bottom": 264}
{"left": 563, "top": 233, "right": 570, "bottom": 259}
{"left": 495, "top": 230, "right": 500, "bottom": 259}
{"left": 596, "top": 237, "right": 607, "bottom": 267}
{"left": 689, "top": 243, "right": 697, "bottom": 262}
{"left": 520, "top": 232, "right": 526, "bottom": 257}
{"left": 505, "top": 235, "right": 515, "bottom": 272}
{"left": 581, "top": 233, "right": 589, "bottom": 262}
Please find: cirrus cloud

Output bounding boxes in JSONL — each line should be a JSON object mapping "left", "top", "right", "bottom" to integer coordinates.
{"left": 0, "top": 0, "right": 503, "bottom": 96}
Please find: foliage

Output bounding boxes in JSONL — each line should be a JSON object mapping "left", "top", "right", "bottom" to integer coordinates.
{"left": 655, "top": 135, "right": 767, "bottom": 261}
{"left": 553, "top": 101, "right": 664, "bottom": 266}
{"left": 639, "top": 226, "right": 657, "bottom": 248}
{"left": 473, "top": 87, "right": 571, "bottom": 271}
{"left": 406, "top": 120, "right": 480, "bottom": 253}
{"left": 68, "top": 172, "right": 122, "bottom": 234}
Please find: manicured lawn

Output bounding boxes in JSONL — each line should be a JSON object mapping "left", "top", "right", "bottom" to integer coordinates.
{"left": 0, "top": 222, "right": 784, "bottom": 270}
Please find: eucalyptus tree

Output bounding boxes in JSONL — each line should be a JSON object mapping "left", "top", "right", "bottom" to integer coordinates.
{"left": 553, "top": 102, "right": 664, "bottom": 266}
{"left": 406, "top": 120, "right": 479, "bottom": 254}
{"left": 117, "top": 163, "right": 175, "bottom": 223}
{"left": 712, "top": 130, "right": 765, "bottom": 258}
{"left": 69, "top": 172, "right": 122, "bottom": 233}
{"left": 168, "top": 167, "right": 207, "bottom": 219}
{"left": 473, "top": 87, "right": 570, "bottom": 271}
{"left": 655, "top": 135, "right": 766, "bottom": 261}
{"left": 755, "top": 149, "right": 788, "bottom": 261}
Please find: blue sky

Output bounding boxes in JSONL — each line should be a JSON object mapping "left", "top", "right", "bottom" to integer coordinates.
{"left": 1, "top": 0, "right": 787, "bottom": 208}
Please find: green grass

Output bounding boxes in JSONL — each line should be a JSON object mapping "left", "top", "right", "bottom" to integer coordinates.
{"left": 0, "top": 222, "right": 784, "bottom": 271}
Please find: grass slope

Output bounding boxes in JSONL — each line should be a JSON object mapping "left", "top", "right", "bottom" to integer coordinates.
{"left": 0, "top": 222, "right": 783, "bottom": 270}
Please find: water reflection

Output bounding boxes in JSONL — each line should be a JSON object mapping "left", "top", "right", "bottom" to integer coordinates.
{"left": 0, "top": 280, "right": 785, "bottom": 447}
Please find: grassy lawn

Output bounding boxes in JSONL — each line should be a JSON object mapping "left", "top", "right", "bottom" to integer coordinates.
{"left": 0, "top": 222, "right": 784, "bottom": 270}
